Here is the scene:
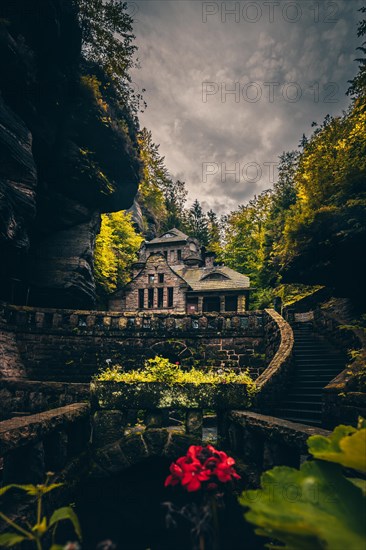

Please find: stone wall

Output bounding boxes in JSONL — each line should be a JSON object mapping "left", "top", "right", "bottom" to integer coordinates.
{"left": 255, "top": 309, "right": 294, "bottom": 413}
{"left": 1, "top": 302, "right": 267, "bottom": 382}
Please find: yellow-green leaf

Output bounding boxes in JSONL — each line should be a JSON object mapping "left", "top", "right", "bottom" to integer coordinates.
{"left": 0, "top": 533, "right": 26, "bottom": 547}
{"left": 308, "top": 423, "right": 366, "bottom": 473}
{"left": 49, "top": 507, "right": 82, "bottom": 540}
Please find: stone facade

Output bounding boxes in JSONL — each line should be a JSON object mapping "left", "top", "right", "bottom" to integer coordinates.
{"left": 109, "top": 228, "right": 251, "bottom": 314}
{"left": 121, "top": 254, "right": 187, "bottom": 313}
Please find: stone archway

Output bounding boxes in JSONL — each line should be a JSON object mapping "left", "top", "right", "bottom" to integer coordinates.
{"left": 150, "top": 341, "right": 192, "bottom": 364}
{"left": 90, "top": 429, "right": 198, "bottom": 478}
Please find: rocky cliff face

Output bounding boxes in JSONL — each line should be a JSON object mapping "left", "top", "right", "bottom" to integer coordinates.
{"left": 0, "top": 0, "right": 141, "bottom": 308}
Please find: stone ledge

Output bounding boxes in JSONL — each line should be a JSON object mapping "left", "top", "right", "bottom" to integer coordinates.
{"left": 229, "top": 410, "right": 330, "bottom": 451}
{"left": 0, "top": 403, "right": 90, "bottom": 455}
{"left": 0, "top": 379, "right": 90, "bottom": 419}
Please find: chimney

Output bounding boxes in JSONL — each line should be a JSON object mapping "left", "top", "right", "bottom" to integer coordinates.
{"left": 205, "top": 252, "right": 216, "bottom": 268}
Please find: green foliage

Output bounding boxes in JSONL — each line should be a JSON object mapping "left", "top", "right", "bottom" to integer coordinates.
{"left": 0, "top": 475, "right": 81, "bottom": 549}
{"left": 308, "top": 418, "right": 366, "bottom": 472}
{"left": 239, "top": 419, "right": 366, "bottom": 549}
{"left": 94, "top": 210, "right": 143, "bottom": 296}
{"left": 347, "top": 7, "right": 366, "bottom": 99}
{"left": 160, "top": 179, "right": 188, "bottom": 232}
{"left": 186, "top": 200, "right": 210, "bottom": 247}
{"left": 77, "top": 0, "right": 144, "bottom": 114}
{"left": 275, "top": 284, "right": 324, "bottom": 307}
{"left": 95, "top": 356, "right": 256, "bottom": 389}
{"left": 137, "top": 128, "right": 170, "bottom": 231}
{"left": 221, "top": 191, "right": 273, "bottom": 287}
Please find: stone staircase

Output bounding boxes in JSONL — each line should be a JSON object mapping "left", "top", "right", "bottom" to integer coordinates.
{"left": 276, "top": 323, "right": 346, "bottom": 426}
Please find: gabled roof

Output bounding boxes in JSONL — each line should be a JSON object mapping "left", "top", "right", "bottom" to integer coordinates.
{"left": 146, "top": 228, "right": 190, "bottom": 246}
{"left": 172, "top": 265, "right": 250, "bottom": 291}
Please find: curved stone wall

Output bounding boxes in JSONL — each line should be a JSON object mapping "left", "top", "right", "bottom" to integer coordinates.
{"left": 255, "top": 309, "right": 294, "bottom": 412}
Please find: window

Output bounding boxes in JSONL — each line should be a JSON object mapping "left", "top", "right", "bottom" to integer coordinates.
{"left": 158, "top": 287, "right": 164, "bottom": 308}
{"left": 163, "top": 251, "right": 168, "bottom": 260}
{"left": 168, "top": 287, "right": 174, "bottom": 308}
{"left": 225, "top": 295, "right": 238, "bottom": 312}
{"left": 148, "top": 274, "right": 155, "bottom": 284}
{"left": 148, "top": 288, "right": 154, "bottom": 308}
{"left": 177, "top": 249, "right": 182, "bottom": 261}
{"left": 158, "top": 273, "right": 164, "bottom": 284}
{"left": 138, "top": 289, "right": 145, "bottom": 309}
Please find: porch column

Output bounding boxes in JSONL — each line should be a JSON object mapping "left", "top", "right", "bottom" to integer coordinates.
{"left": 219, "top": 295, "right": 225, "bottom": 313}
{"left": 237, "top": 294, "right": 246, "bottom": 313}
{"left": 198, "top": 296, "right": 203, "bottom": 313}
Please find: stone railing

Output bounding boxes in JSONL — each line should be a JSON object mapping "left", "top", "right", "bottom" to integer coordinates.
{"left": 1, "top": 302, "right": 264, "bottom": 336}
{"left": 225, "top": 411, "right": 330, "bottom": 478}
{"left": 0, "top": 379, "right": 89, "bottom": 420}
{"left": 0, "top": 403, "right": 90, "bottom": 483}
{"left": 255, "top": 309, "right": 294, "bottom": 412}
{"left": 0, "top": 302, "right": 268, "bottom": 382}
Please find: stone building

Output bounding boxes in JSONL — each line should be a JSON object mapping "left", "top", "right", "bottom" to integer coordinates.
{"left": 109, "top": 228, "right": 251, "bottom": 313}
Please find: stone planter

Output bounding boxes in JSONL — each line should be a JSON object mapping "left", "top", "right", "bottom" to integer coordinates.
{"left": 90, "top": 381, "right": 251, "bottom": 444}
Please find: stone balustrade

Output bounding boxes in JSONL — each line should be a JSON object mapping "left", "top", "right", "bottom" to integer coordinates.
{"left": 226, "top": 411, "right": 330, "bottom": 478}
{"left": 0, "top": 403, "right": 90, "bottom": 483}
{"left": 1, "top": 302, "right": 264, "bottom": 335}
{"left": 0, "top": 379, "right": 89, "bottom": 420}
{"left": 0, "top": 302, "right": 272, "bottom": 382}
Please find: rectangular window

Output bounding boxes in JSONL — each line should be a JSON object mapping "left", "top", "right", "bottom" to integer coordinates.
{"left": 158, "top": 273, "right": 164, "bottom": 284}
{"left": 148, "top": 274, "right": 155, "bottom": 284}
{"left": 168, "top": 287, "right": 174, "bottom": 308}
{"left": 138, "top": 289, "right": 145, "bottom": 309}
{"left": 177, "top": 249, "right": 182, "bottom": 261}
{"left": 148, "top": 288, "right": 154, "bottom": 308}
{"left": 225, "top": 295, "right": 238, "bottom": 312}
{"left": 164, "top": 251, "right": 168, "bottom": 260}
{"left": 158, "top": 287, "right": 164, "bottom": 308}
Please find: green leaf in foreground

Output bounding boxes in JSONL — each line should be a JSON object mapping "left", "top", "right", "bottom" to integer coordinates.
{"left": 49, "top": 506, "right": 82, "bottom": 540}
{"left": 0, "top": 533, "right": 26, "bottom": 547}
{"left": 307, "top": 423, "right": 366, "bottom": 473}
{"left": 239, "top": 461, "right": 366, "bottom": 550}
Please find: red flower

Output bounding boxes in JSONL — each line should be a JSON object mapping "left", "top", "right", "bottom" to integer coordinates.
{"left": 164, "top": 445, "right": 240, "bottom": 492}
{"left": 213, "top": 453, "right": 241, "bottom": 483}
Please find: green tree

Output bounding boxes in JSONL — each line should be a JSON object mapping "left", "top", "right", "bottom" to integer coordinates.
{"left": 161, "top": 179, "right": 188, "bottom": 231}
{"left": 186, "top": 199, "right": 209, "bottom": 246}
{"left": 137, "top": 128, "right": 169, "bottom": 233}
{"left": 94, "top": 210, "right": 143, "bottom": 297}
{"left": 77, "top": 0, "right": 145, "bottom": 114}
{"left": 347, "top": 7, "right": 366, "bottom": 99}
{"left": 206, "top": 209, "right": 223, "bottom": 257}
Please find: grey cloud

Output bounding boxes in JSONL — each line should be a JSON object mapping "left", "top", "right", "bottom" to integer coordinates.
{"left": 131, "top": 0, "right": 364, "bottom": 212}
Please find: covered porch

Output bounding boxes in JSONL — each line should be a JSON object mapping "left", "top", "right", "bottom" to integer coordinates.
{"left": 186, "top": 290, "right": 250, "bottom": 314}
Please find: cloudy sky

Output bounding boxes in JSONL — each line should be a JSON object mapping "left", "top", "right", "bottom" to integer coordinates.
{"left": 130, "top": 0, "right": 363, "bottom": 214}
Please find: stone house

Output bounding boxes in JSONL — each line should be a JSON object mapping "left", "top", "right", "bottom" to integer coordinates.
{"left": 109, "top": 228, "right": 251, "bottom": 313}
